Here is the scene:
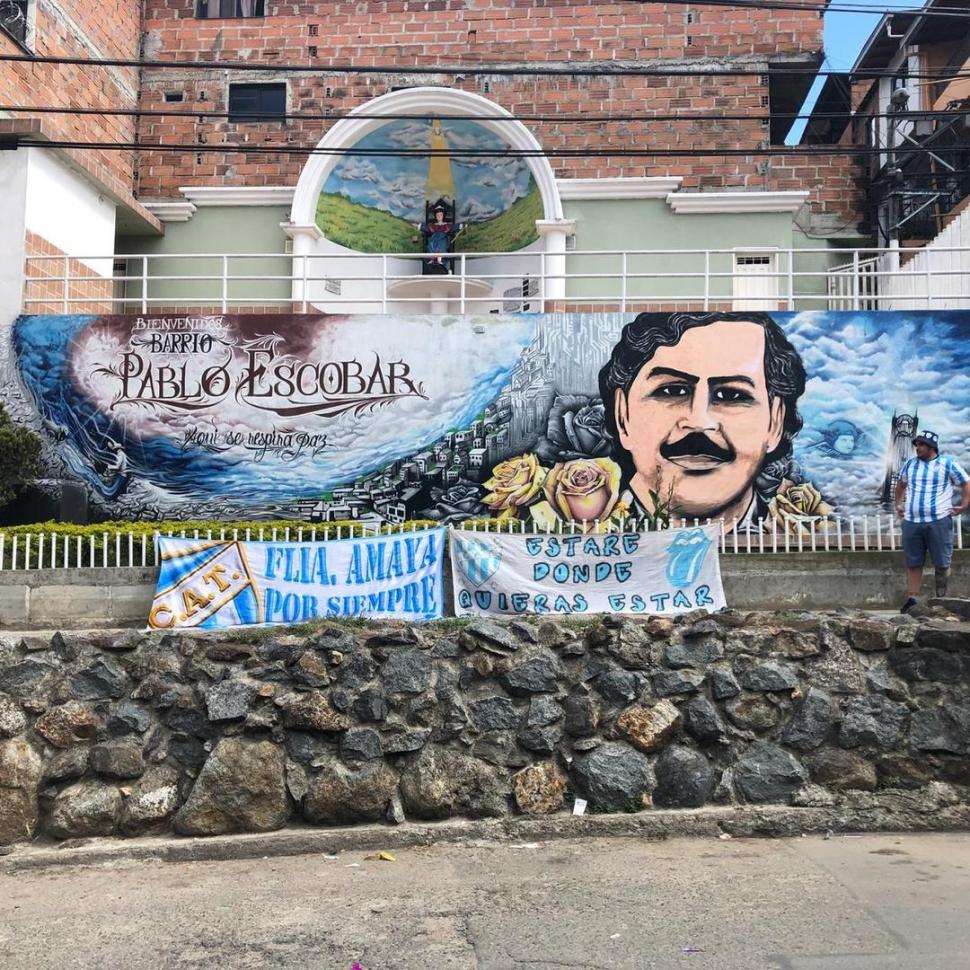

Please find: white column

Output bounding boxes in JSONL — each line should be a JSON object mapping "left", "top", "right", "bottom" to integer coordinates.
{"left": 280, "top": 222, "right": 323, "bottom": 311}
{"left": 0, "top": 151, "right": 29, "bottom": 331}
{"left": 536, "top": 219, "right": 576, "bottom": 309}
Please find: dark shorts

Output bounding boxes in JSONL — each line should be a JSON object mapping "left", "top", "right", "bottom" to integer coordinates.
{"left": 901, "top": 517, "right": 954, "bottom": 569}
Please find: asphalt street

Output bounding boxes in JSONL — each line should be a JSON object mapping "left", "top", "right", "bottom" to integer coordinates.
{"left": 2, "top": 832, "right": 969, "bottom": 969}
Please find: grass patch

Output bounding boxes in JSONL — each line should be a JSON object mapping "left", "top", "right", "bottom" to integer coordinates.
{"left": 460, "top": 183, "right": 542, "bottom": 252}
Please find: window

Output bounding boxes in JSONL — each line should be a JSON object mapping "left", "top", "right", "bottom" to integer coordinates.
{"left": 195, "top": 0, "right": 264, "bottom": 18}
{"left": 0, "top": 1, "right": 30, "bottom": 47}
{"left": 228, "top": 82, "right": 286, "bottom": 122}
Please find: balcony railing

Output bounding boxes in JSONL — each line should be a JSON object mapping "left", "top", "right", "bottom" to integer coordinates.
{"left": 21, "top": 246, "right": 970, "bottom": 315}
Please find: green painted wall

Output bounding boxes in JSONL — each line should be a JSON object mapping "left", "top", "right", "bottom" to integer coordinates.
{"left": 117, "top": 207, "right": 291, "bottom": 308}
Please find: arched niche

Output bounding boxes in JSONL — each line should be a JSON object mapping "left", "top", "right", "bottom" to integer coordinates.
{"left": 285, "top": 87, "right": 570, "bottom": 314}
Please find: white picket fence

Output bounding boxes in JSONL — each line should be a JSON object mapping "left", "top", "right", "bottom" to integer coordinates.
{"left": 0, "top": 513, "right": 962, "bottom": 571}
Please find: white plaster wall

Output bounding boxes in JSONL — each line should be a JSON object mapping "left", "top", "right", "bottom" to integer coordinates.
{"left": 0, "top": 151, "right": 29, "bottom": 330}
{"left": 24, "top": 149, "right": 117, "bottom": 276}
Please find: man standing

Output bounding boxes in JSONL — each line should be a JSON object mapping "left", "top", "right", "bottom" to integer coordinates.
{"left": 895, "top": 430, "right": 970, "bottom": 612}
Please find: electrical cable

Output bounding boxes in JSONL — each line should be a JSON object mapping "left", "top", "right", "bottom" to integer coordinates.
{"left": 631, "top": 0, "right": 970, "bottom": 19}
{"left": 2, "top": 103, "right": 967, "bottom": 124}
{"left": 5, "top": 51, "right": 970, "bottom": 80}
{"left": 11, "top": 137, "right": 970, "bottom": 159}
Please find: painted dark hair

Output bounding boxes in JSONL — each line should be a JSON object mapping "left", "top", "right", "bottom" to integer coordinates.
{"left": 598, "top": 311, "right": 806, "bottom": 486}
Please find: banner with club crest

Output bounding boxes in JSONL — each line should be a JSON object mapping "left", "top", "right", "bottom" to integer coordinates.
{"left": 149, "top": 528, "right": 445, "bottom": 629}
{"left": 450, "top": 524, "right": 726, "bottom": 618}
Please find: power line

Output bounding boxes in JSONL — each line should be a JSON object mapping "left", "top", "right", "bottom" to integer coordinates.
{"left": 2, "top": 103, "right": 966, "bottom": 124}
{"left": 634, "top": 0, "right": 970, "bottom": 18}
{"left": 11, "top": 137, "right": 970, "bottom": 159}
{"left": 4, "top": 52, "right": 970, "bottom": 81}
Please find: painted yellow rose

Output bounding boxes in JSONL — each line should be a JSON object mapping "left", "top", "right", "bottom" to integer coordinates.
{"left": 768, "top": 480, "right": 835, "bottom": 535}
{"left": 536, "top": 458, "right": 622, "bottom": 530}
{"left": 483, "top": 453, "right": 546, "bottom": 516}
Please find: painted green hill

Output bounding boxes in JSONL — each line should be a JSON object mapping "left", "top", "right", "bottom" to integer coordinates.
{"left": 316, "top": 181, "right": 542, "bottom": 255}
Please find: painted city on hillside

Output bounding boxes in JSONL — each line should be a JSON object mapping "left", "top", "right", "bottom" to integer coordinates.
{"left": 8, "top": 311, "right": 970, "bottom": 532}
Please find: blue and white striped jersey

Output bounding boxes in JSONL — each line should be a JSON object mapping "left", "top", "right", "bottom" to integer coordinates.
{"left": 899, "top": 455, "right": 970, "bottom": 523}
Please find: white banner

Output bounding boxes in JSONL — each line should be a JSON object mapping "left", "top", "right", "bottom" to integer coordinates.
{"left": 450, "top": 524, "right": 725, "bottom": 617}
{"left": 150, "top": 528, "right": 445, "bottom": 629}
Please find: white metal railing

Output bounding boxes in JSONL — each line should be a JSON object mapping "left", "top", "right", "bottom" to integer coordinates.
{"left": 21, "top": 246, "right": 970, "bottom": 314}
{"left": 0, "top": 514, "right": 963, "bottom": 571}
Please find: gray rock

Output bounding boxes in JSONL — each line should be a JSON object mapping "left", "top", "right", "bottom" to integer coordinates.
{"left": 0, "top": 738, "right": 41, "bottom": 844}
{"left": 352, "top": 689, "right": 388, "bottom": 723}
{"left": 381, "top": 727, "right": 430, "bottom": 754}
{"left": 806, "top": 749, "right": 877, "bottom": 791}
{"left": 469, "top": 695, "right": 520, "bottom": 732}
{"left": 725, "top": 693, "right": 779, "bottom": 732}
{"left": 340, "top": 727, "right": 383, "bottom": 761}
{"left": 654, "top": 744, "right": 714, "bottom": 807}
{"left": 386, "top": 793, "right": 406, "bottom": 825}
{"left": 915, "top": 622, "right": 970, "bottom": 651}
{"left": 472, "top": 734, "right": 529, "bottom": 768}
{"left": 90, "top": 741, "right": 146, "bottom": 779}
{"left": 617, "top": 700, "right": 682, "bottom": 753}
{"left": 120, "top": 766, "right": 181, "bottom": 833}
{"left": 594, "top": 669, "right": 641, "bottom": 705}
{"left": 563, "top": 693, "right": 599, "bottom": 737}
{"left": 839, "top": 696, "right": 908, "bottom": 750}
{"left": 710, "top": 666, "right": 741, "bottom": 700}
{"left": 682, "top": 696, "right": 725, "bottom": 743}
{"left": 175, "top": 738, "right": 289, "bottom": 836}
{"left": 165, "top": 706, "right": 218, "bottom": 740}
{"left": 0, "top": 694, "right": 26, "bottom": 738}
{"left": 335, "top": 652, "right": 378, "bottom": 691}
{"left": 284, "top": 731, "right": 331, "bottom": 765}
{"left": 431, "top": 638, "right": 462, "bottom": 658}
{"left": 527, "top": 696, "right": 563, "bottom": 727}
{"left": 497, "top": 653, "right": 562, "bottom": 696}
{"left": 889, "top": 647, "right": 961, "bottom": 684}
{"left": 48, "top": 779, "right": 123, "bottom": 839}
{"left": 0, "top": 659, "right": 57, "bottom": 699}
{"left": 653, "top": 669, "right": 705, "bottom": 697}
{"left": 735, "top": 741, "right": 807, "bottom": 803}
{"left": 664, "top": 636, "right": 724, "bottom": 668}
{"left": 740, "top": 660, "right": 800, "bottom": 692}
{"left": 570, "top": 741, "right": 654, "bottom": 811}
{"left": 70, "top": 657, "right": 128, "bottom": 700}
{"left": 910, "top": 706, "right": 970, "bottom": 754}
{"left": 382, "top": 650, "right": 432, "bottom": 694}
{"left": 107, "top": 701, "right": 152, "bottom": 736}
{"left": 400, "top": 746, "right": 509, "bottom": 819}
{"left": 304, "top": 760, "right": 399, "bottom": 824}
{"left": 205, "top": 679, "right": 257, "bottom": 722}
{"left": 291, "top": 651, "right": 330, "bottom": 689}
{"left": 460, "top": 620, "right": 519, "bottom": 655}
{"left": 285, "top": 761, "right": 310, "bottom": 804}
{"left": 42, "top": 747, "right": 88, "bottom": 783}
{"left": 811, "top": 640, "right": 868, "bottom": 694}
{"left": 35, "top": 701, "right": 100, "bottom": 749}
{"left": 517, "top": 725, "right": 562, "bottom": 754}
{"left": 781, "top": 688, "right": 839, "bottom": 751}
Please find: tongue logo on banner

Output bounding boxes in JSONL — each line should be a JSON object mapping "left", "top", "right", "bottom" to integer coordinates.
{"left": 665, "top": 529, "right": 713, "bottom": 589}
{"left": 455, "top": 535, "right": 502, "bottom": 587}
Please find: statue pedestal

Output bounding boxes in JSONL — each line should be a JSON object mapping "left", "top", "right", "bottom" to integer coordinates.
{"left": 386, "top": 276, "right": 493, "bottom": 314}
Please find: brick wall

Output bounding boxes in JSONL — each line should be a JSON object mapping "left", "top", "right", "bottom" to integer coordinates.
{"left": 0, "top": 0, "right": 142, "bottom": 200}
{"left": 136, "top": 0, "right": 845, "bottom": 212}
{"left": 23, "top": 231, "right": 114, "bottom": 314}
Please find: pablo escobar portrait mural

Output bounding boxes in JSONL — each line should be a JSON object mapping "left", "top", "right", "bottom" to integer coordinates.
{"left": 8, "top": 309, "right": 970, "bottom": 531}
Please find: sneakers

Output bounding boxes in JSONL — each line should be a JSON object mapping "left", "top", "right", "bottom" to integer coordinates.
{"left": 900, "top": 597, "right": 918, "bottom": 614}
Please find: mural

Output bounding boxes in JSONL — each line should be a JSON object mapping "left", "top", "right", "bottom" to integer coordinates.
{"left": 316, "top": 118, "right": 542, "bottom": 254}
{"left": 9, "top": 310, "right": 970, "bottom": 530}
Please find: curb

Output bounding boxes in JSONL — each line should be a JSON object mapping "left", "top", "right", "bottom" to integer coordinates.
{"left": 4, "top": 803, "right": 970, "bottom": 874}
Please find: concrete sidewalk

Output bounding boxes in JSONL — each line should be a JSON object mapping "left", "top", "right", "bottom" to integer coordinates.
{"left": 2, "top": 831, "right": 969, "bottom": 969}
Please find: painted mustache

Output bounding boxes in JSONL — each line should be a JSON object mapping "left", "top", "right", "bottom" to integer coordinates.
{"left": 660, "top": 432, "right": 735, "bottom": 465}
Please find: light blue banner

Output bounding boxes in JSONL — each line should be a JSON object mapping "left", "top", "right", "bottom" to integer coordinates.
{"left": 149, "top": 529, "right": 446, "bottom": 629}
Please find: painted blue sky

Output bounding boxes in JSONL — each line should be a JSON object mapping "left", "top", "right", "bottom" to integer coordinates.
{"left": 322, "top": 119, "right": 536, "bottom": 223}
{"left": 788, "top": 0, "right": 925, "bottom": 143}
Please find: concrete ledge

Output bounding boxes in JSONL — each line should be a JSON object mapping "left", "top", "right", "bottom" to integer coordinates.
{"left": 0, "top": 554, "right": 967, "bottom": 627}
{"left": 5, "top": 803, "right": 970, "bottom": 874}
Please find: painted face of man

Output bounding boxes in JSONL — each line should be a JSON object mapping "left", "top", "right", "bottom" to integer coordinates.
{"left": 613, "top": 321, "right": 785, "bottom": 522}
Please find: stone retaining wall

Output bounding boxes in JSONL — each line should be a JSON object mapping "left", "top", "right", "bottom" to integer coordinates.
{"left": 2, "top": 604, "right": 970, "bottom": 846}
